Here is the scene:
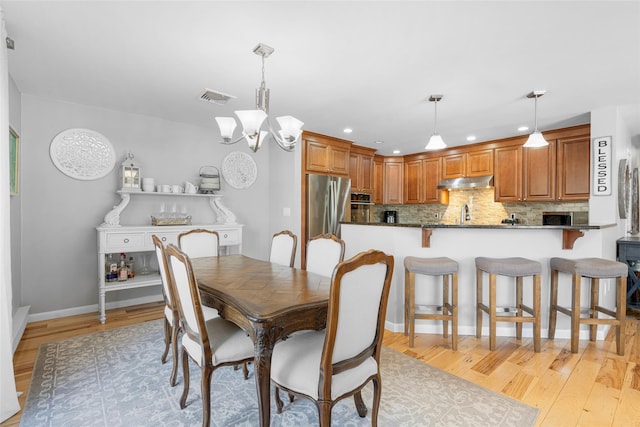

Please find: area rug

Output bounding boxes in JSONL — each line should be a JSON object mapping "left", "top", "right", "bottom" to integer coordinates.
{"left": 21, "top": 320, "right": 538, "bottom": 426}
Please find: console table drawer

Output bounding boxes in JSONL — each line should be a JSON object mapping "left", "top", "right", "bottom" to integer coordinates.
{"left": 104, "top": 233, "right": 146, "bottom": 251}
{"left": 149, "top": 232, "right": 179, "bottom": 247}
{"left": 219, "top": 228, "right": 241, "bottom": 245}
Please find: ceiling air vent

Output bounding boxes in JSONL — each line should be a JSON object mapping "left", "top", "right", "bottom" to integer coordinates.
{"left": 200, "top": 89, "right": 236, "bottom": 105}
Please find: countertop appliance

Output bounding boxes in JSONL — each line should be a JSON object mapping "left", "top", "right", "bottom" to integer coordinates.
{"left": 542, "top": 211, "right": 589, "bottom": 226}
{"left": 307, "top": 174, "right": 351, "bottom": 238}
{"left": 384, "top": 210, "right": 397, "bottom": 224}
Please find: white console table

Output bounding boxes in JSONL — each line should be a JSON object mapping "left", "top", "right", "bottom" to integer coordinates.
{"left": 96, "top": 191, "right": 242, "bottom": 323}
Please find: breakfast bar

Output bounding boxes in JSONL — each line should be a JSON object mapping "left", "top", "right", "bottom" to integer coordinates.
{"left": 341, "top": 222, "right": 617, "bottom": 341}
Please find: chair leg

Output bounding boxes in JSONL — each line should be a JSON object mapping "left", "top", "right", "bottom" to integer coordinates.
{"left": 161, "top": 317, "right": 171, "bottom": 363}
{"left": 169, "top": 323, "right": 180, "bottom": 386}
{"left": 371, "top": 376, "right": 381, "bottom": 427}
{"left": 201, "top": 365, "right": 213, "bottom": 427}
{"left": 180, "top": 348, "right": 190, "bottom": 409}
{"left": 548, "top": 269, "right": 558, "bottom": 339}
{"left": 451, "top": 272, "right": 458, "bottom": 351}
{"left": 404, "top": 268, "right": 410, "bottom": 337}
{"left": 275, "top": 387, "right": 284, "bottom": 414}
{"left": 442, "top": 274, "right": 449, "bottom": 339}
{"left": 408, "top": 270, "right": 416, "bottom": 347}
{"left": 489, "top": 273, "right": 497, "bottom": 351}
{"left": 590, "top": 278, "right": 599, "bottom": 342}
{"left": 533, "top": 273, "right": 541, "bottom": 353}
{"left": 476, "top": 268, "right": 483, "bottom": 339}
{"left": 515, "top": 276, "right": 523, "bottom": 340}
{"left": 318, "top": 400, "right": 332, "bottom": 427}
{"left": 616, "top": 276, "right": 627, "bottom": 356}
{"left": 354, "top": 391, "right": 367, "bottom": 417}
{"left": 571, "top": 273, "right": 581, "bottom": 353}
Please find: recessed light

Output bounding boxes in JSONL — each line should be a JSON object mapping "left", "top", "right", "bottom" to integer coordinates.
{"left": 466, "top": 135, "right": 476, "bottom": 142}
{"left": 375, "top": 140, "right": 383, "bottom": 144}
{"left": 392, "top": 149, "right": 401, "bottom": 154}
{"left": 343, "top": 128, "right": 353, "bottom": 134}
{"left": 518, "top": 126, "right": 529, "bottom": 132}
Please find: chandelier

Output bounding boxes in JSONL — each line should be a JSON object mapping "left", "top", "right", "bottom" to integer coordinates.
{"left": 215, "top": 43, "right": 304, "bottom": 152}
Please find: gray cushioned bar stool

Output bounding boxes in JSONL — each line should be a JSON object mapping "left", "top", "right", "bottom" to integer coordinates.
{"left": 548, "top": 257, "right": 627, "bottom": 355}
{"left": 475, "top": 257, "right": 541, "bottom": 352}
{"left": 404, "top": 256, "right": 458, "bottom": 349}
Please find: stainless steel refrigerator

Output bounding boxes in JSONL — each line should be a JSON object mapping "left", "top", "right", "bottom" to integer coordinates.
{"left": 306, "top": 174, "right": 351, "bottom": 238}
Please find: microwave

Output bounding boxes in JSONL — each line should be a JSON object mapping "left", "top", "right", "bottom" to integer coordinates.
{"left": 542, "top": 211, "right": 588, "bottom": 226}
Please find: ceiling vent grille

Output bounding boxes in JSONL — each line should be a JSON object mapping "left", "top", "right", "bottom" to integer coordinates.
{"left": 200, "top": 89, "right": 236, "bottom": 105}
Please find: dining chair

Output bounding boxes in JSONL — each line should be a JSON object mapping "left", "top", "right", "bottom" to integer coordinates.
{"left": 152, "top": 235, "right": 220, "bottom": 387}
{"left": 271, "top": 249, "right": 394, "bottom": 426}
{"left": 305, "top": 233, "right": 345, "bottom": 277}
{"left": 178, "top": 228, "right": 220, "bottom": 258}
{"left": 269, "top": 230, "right": 297, "bottom": 267}
{"left": 165, "top": 244, "right": 255, "bottom": 427}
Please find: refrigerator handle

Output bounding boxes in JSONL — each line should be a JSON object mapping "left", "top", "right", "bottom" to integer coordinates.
{"left": 329, "top": 180, "right": 337, "bottom": 234}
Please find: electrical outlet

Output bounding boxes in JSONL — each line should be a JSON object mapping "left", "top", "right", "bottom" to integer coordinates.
{"left": 434, "top": 213, "right": 439, "bottom": 219}
{"left": 510, "top": 213, "right": 516, "bottom": 220}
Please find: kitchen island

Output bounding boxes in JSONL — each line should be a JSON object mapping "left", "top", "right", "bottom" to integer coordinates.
{"left": 341, "top": 222, "right": 618, "bottom": 343}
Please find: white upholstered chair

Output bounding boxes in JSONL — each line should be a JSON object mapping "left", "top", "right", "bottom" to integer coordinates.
{"left": 305, "top": 233, "right": 345, "bottom": 277}
{"left": 271, "top": 249, "right": 394, "bottom": 426}
{"left": 269, "top": 230, "right": 297, "bottom": 267}
{"left": 178, "top": 228, "right": 220, "bottom": 258}
{"left": 165, "top": 244, "right": 254, "bottom": 427}
{"left": 152, "top": 235, "right": 219, "bottom": 387}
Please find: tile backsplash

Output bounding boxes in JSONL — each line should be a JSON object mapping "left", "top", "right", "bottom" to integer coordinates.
{"left": 372, "top": 187, "right": 588, "bottom": 225}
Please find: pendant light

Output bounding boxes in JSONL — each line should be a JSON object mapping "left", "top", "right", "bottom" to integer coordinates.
{"left": 523, "top": 90, "right": 549, "bottom": 148}
{"left": 425, "top": 95, "right": 446, "bottom": 150}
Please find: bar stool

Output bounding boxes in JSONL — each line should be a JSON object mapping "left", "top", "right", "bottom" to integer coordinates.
{"left": 404, "top": 256, "right": 458, "bottom": 349}
{"left": 475, "top": 257, "right": 541, "bottom": 352}
{"left": 548, "top": 257, "right": 627, "bottom": 355}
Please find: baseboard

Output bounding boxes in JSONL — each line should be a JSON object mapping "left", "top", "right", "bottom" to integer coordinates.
{"left": 26, "top": 295, "right": 163, "bottom": 323}
{"left": 12, "top": 305, "right": 30, "bottom": 353}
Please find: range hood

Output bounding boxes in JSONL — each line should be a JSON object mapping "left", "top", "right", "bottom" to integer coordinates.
{"left": 437, "top": 175, "right": 494, "bottom": 190}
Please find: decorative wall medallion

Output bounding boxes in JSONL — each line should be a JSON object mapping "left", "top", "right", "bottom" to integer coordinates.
{"left": 50, "top": 128, "right": 116, "bottom": 180}
{"left": 221, "top": 151, "right": 257, "bottom": 189}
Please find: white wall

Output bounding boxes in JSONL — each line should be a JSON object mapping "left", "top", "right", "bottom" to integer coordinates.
{"left": 17, "top": 94, "right": 289, "bottom": 317}
{"left": 8, "top": 74, "right": 20, "bottom": 315}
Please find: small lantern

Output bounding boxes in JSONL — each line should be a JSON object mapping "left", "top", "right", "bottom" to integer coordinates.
{"left": 120, "top": 152, "right": 141, "bottom": 192}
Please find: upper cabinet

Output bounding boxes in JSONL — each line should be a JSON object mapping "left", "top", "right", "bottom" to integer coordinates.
{"left": 556, "top": 135, "right": 590, "bottom": 201}
{"left": 303, "top": 131, "right": 350, "bottom": 176}
{"left": 373, "top": 155, "right": 384, "bottom": 204}
{"left": 404, "top": 154, "right": 447, "bottom": 204}
{"left": 383, "top": 157, "right": 404, "bottom": 204}
{"left": 494, "top": 144, "right": 522, "bottom": 202}
{"left": 349, "top": 145, "right": 376, "bottom": 193}
{"left": 442, "top": 148, "right": 493, "bottom": 179}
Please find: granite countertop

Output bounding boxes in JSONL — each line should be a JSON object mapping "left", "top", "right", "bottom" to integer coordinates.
{"left": 345, "top": 222, "right": 616, "bottom": 230}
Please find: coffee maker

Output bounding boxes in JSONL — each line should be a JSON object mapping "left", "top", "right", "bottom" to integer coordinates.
{"left": 383, "top": 210, "right": 397, "bottom": 224}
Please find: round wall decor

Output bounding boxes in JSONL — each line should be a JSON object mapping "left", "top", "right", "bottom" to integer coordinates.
{"left": 50, "top": 128, "right": 117, "bottom": 180}
{"left": 221, "top": 151, "right": 257, "bottom": 189}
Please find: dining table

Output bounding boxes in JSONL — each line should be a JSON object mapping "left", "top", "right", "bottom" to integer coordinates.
{"left": 191, "top": 254, "right": 332, "bottom": 427}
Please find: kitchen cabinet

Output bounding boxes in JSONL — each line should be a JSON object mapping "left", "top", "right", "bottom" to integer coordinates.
{"left": 384, "top": 157, "right": 404, "bottom": 204}
{"left": 373, "top": 155, "right": 384, "bottom": 204}
{"left": 404, "top": 155, "right": 447, "bottom": 204}
{"left": 556, "top": 135, "right": 590, "bottom": 200}
{"left": 494, "top": 145, "right": 522, "bottom": 202}
{"left": 523, "top": 140, "right": 556, "bottom": 201}
{"left": 303, "top": 131, "right": 350, "bottom": 176}
{"left": 442, "top": 149, "right": 493, "bottom": 179}
{"left": 349, "top": 145, "right": 376, "bottom": 193}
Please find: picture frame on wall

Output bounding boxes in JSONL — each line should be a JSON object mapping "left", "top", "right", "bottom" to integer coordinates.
{"left": 9, "top": 127, "right": 19, "bottom": 195}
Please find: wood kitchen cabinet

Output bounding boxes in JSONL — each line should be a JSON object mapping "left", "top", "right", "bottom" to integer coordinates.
{"left": 442, "top": 148, "right": 493, "bottom": 179}
{"left": 373, "top": 155, "right": 384, "bottom": 204}
{"left": 556, "top": 135, "right": 590, "bottom": 200}
{"left": 523, "top": 140, "right": 556, "bottom": 201}
{"left": 494, "top": 144, "right": 522, "bottom": 202}
{"left": 404, "top": 155, "right": 447, "bottom": 204}
{"left": 302, "top": 131, "right": 350, "bottom": 176}
{"left": 442, "top": 153, "right": 466, "bottom": 179}
{"left": 384, "top": 157, "right": 404, "bottom": 204}
{"left": 349, "top": 145, "right": 376, "bottom": 193}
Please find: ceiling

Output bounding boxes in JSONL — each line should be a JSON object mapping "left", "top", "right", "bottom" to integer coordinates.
{"left": 3, "top": 1, "right": 640, "bottom": 156}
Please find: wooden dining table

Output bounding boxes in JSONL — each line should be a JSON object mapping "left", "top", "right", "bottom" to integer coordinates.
{"left": 191, "top": 254, "right": 332, "bottom": 427}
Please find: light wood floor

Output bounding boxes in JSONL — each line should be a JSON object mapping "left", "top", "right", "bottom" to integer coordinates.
{"left": 4, "top": 302, "right": 640, "bottom": 426}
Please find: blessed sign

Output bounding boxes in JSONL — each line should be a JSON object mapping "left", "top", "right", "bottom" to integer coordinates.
{"left": 593, "top": 136, "right": 612, "bottom": 196}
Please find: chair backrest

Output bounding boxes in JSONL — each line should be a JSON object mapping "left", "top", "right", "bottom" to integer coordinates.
{"left": 305, "top": 233, "right": 345, "bottom": 277}
{"left": 178, "top": 229, "right": 220, "bottom": 258}
{"left": 152, "top": 234, "right": 175, "bottom": 311}
{"left": 319, "top": 250, "right": 394, "bottom": 396}
{"left": 269, "top": 230, "right": 297, "bottom": 267}
{"left": 165, "top": 244, "right": 211, "bottom": 357}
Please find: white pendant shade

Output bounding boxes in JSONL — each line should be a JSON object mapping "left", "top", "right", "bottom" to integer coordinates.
{"left": 247, "top": 130, "right": 269, "bottom": 152}
{"left": 235, "top": 110, "right": 267, "bottom": 136}
{"left": 425, "top": 133, "right": 446, "bottom": 150}
{"left": 523, "top": 130, "right": 548, "bottom": 148}
{"left": 276, "top": 116, "right": 304, "bottom": 143}
{"left": 215, "top": 117, "right": 237, "bottom": 140}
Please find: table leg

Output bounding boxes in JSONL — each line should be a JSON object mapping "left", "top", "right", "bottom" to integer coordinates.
{"left": 254, "top": 326, "right": 275, "bottom": 427}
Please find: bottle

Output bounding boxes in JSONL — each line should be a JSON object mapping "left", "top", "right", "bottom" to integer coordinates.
{"left": 105, "top": 254, "right": 117, "bottom": 282}
{"left": 127, "top": 256, "right": 135, "bottom": 279}
{"left": 118, "top": 253, "right": 128, "bottom": 281}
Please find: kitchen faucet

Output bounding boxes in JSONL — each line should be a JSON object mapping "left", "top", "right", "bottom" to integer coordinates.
{"left": 460, "top": 204, "right": 470, "bottom": 224}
